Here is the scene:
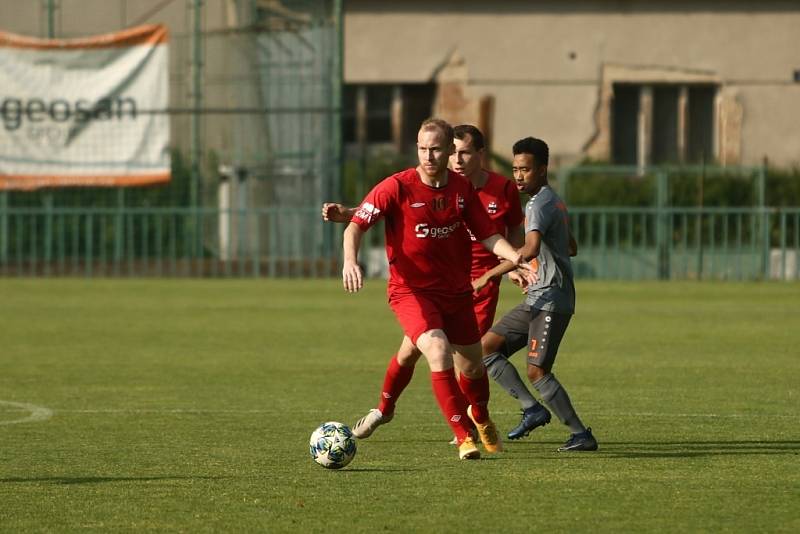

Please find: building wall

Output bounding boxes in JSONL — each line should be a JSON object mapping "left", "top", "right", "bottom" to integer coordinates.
{"left": 2, "top": 1, "right": 798, "bottom": 168}
{"left": 344, "top": 0, "right": 800, "bottom": 168}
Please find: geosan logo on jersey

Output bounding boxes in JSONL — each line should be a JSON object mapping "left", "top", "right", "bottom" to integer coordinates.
{"left": 414, "top": 221, "right": 461, "bottom": 239}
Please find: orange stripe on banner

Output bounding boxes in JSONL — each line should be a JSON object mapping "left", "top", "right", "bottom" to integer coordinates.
{"left": 0, "top": 172, "right": 171, "bottom": 191}
{"left": 0, "top": 24, "right": 168, "bottom": 50}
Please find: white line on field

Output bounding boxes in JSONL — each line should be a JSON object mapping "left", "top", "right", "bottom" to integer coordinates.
{"left": 0, "top": 400, "right": 54, "bottom": 425}
{"left": 2, "top": 408, "right": 793, "bottom": 419}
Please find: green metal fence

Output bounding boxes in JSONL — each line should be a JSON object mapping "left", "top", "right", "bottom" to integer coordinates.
{"left": 0, "top": 205, "right": 798, "bottom": 280}
{"left": 0, "top": 206, "right": 337, "bottom": 278}
{"left": 0, "top": 0, "right": 344, "bottom": 273}
{"left": 570, "top": 207, "right": 799, "bottom": 280}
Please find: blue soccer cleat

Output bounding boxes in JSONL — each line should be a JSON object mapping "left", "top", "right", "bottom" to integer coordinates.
{"left": 557, "top": 427, "right": 598, "bottom": 452}
{"left": 507, "top": 404, "right": 552, "bottom": 440}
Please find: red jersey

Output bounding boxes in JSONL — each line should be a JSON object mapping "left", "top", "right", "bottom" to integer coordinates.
{"left": 468, "top": 171, "right": 524, "bottom": 278}
{"left": 351, "top": 168, "right": 496, "bottom": 294}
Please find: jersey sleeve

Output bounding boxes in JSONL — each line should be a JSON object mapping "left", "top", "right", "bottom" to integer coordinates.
{"left": 350, "top": 176, "right": 399, "bottom": 231}
{"left": 525, "top": 196, "right": 554, "bottom": 234}
{"left": 464, "top": 186, "right": 496, "bottom": 241}
{"left": 503, "top": 179, "right": 524, "bottom": 227}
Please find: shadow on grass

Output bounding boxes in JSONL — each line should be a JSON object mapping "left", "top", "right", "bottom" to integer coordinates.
{"left": 0, "top": 475, "right": 230, "bottom": 485}
{"left": 339, "top": 468, "right": 423, "bottom": 473}
{"left": 506, "top": 440, "right": 800, "bottom": 459}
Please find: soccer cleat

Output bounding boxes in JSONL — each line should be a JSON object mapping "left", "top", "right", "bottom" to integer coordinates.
{"left": 466, "top": 405, "right": 503, "bottom": 453}
{"left": 449, "top": 427, "right": 478, "bottom": 445}
{"left": 352, "top": 408, "right": 393, "bottom": 439}
{"left": 458, "top": 436, "right": 481, "bottom": 460}
{"left": 507, "top": 404, "right": 552, "bottom": 440}
{"left": 557, "top": 427, "right": 598, "bottom": 452}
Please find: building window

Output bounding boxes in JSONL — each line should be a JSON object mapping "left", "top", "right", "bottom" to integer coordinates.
{"left": 343, "top": 83, "right": 435, "bottom": 150}
{"left": 612, "top": 83, "right": 717, "bottom": 166}
{"left": 612, "top": 85, "right": 639, "bottom": 165}
{"left": 652, "top": 86, "right": 679, "bottom": 164}
{"left": 687, "top": 86, "right": 715, "bottom": 163}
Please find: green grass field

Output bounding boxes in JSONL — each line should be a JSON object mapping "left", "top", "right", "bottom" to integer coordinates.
{"left": 1, "top": 279, "right": 798, "bottom": 532}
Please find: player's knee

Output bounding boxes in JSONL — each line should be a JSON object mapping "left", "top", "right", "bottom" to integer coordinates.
{"left": 460, "top": 360, "right": 484, "bottom": 379}
{"left": 396, "top": 351, "right": 420, "bottom": 367}
{"left": 480, "top": 332, "right": 505, "bottom": 357}
{"left": 418, "top": 333, "right": 453, "bottom": 369}
{"left": 526, "top": 364, "right": 547, "bottom": 383}
{"left": 396, "top": 346, "right": 422, "bottom": 366}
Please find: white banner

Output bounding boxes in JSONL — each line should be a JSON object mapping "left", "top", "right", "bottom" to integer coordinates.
{"left": 0, "top": 25, "right": 170, "bottom": 190}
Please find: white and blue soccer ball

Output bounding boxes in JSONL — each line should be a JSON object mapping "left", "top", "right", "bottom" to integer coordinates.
{"left": 309, "top": 421, "right": 357, "bottom": 469}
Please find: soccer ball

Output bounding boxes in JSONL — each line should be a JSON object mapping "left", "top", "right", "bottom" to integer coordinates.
{"left": 309, "top": 421, "right": 357, "bottom": 469}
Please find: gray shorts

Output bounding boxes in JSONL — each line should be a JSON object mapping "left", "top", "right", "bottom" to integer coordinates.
{"left": 488, "top": 303, "right": 571, "bottom": 370}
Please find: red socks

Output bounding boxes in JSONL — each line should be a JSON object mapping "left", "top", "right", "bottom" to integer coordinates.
{"left": 377, "top": 355, "right": 415, "bottom": 417}
{"left": 458, "top": 371, "right": 490, "bottom": 423}
{"left": 374, "top": 357, "right": 489, "bottom": 442}
{"left": 430, "top": 369, "right": 472, "bottom": 441}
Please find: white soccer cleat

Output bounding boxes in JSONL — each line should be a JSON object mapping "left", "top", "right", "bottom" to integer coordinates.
{"left": 352, "top": 408, "right": 393, "bottom": 439}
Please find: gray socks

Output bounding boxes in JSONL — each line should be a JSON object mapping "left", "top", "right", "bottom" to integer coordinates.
{"left": 533, "top": 373, "right": 586, "bottom": 434}
{"left": 483, "top": 352, "right": 539, "bottom": 410}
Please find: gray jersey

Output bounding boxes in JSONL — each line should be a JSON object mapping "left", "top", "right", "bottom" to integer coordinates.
{"left": 524, "top": 186, "right": 575, "bottom": 314}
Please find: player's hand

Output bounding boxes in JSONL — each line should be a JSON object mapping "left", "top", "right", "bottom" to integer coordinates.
{"left": 471, "top": 274, "right": 490, "bottom": 294}
{"left": 508, "top": 270, "right": 533, "bottom": 292}
{"left": 322, "top": 202, "right": 350, "bottom": 223}
{"left": 342, "top": 261, "right": 363, "bottom": 293}
{"left": 513, "top": 255, "right": 539, "bottom": 286}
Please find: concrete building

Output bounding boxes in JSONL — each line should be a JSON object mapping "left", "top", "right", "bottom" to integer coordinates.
{"left": 344, "top": 0, "right": 800, "bottom": 169}
{"left": 2, "top": 0, "right": 799, "bottom": 170}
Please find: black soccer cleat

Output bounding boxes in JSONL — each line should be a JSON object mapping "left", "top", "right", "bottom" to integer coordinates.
{"left": 507, "top": 404, "right": 552, "bottom": 440}
{"left": 557, "top": 427, "right": 598, "bottom": 452}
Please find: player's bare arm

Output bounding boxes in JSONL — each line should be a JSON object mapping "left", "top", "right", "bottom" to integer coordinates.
{"left": 472, "top": 257, "right": 536, "bottom": 293}
{"left": 474, "top": 229, "right": 543, "bottom": 286}
{"left": 342, "top": 222, "right": 364, "bottom": 293}
{"left": 507, "top": 223, "right": 525, "bottom": 248}
{"left": 479, "top": 234, "right": 538, "bottom": 287}
{"left": 322, "top": 202, "right": 356, "bottom": 223}
{"left": 480, "top": 234, "right": 524, "bottom": 267}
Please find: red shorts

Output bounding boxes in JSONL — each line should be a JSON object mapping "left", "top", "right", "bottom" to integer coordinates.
{"left": 472, "top": 277, "right": 501, "bottom": 335}
{"left": 388, "top": 289, "right": 481, "bottom": 346}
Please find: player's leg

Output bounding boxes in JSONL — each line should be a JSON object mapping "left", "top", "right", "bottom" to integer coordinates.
{"left": 480, "top": 299, "right": 542, "bottom": 409}
{"left": 352, "top": 336, "right": 420, "bottom": 439}
{"left": 444, "top": 291, "right": 492, "bottom": 424}
{"left": 484, "top": 303, "right": 552, "bottom": 440}
{"left": 526, "top": 310, "right": 597, "bottom": 452}
{"left": 387, "top": 291, "right": 478, "bottom": 458}
{"left": 471, "top": 276, "right": 502, "bottom": 336}
{"left": 378, "top": 336, "right": 420, "bottom": 416}
{"left": 453, "top": 341, "right": 503, "bottom": 453}
{"left": 417, "top": 328, "right": 480, "bottom": 459}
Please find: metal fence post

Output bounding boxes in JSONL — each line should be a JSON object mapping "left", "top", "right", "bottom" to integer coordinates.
{"left": 757, "top": 163, "right": 769, "bottom": 279}
{"left": 655, "top": 170, "right": 670, "bottom": 279}
{"left": 43, "top": 0, "right": 57, "bottom": 276}
{"left": 0, "top": 193, "right": 7, "bottom": 266}
{"left": 328, "top": 0, "right": 344, "bottom": 275}
{"left": 190, "top": 0, "right": 204, "bottom": 260}
{"left": 114, "top": 188, "right": 125, "bottom": 275}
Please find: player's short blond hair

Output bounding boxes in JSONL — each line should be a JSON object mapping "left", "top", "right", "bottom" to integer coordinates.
{"left": 419, "top": 118, "right": 454, "bottom": 146}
